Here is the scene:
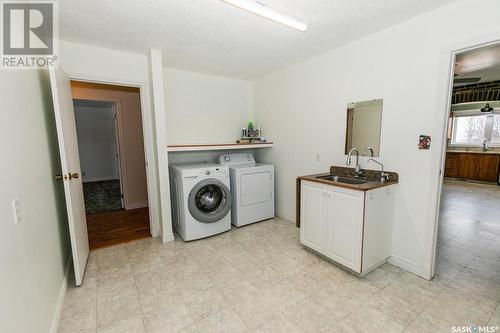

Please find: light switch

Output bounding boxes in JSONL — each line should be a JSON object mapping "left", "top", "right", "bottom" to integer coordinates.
{"left": 315, "top": 153, "right": 321, "bottom": 162}
{"left": 12, "top": 199, "right": 21, "bottom": 224}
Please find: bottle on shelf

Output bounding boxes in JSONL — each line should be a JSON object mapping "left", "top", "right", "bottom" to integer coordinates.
{"left": 248, "top": 121, "right": 254, "bottom": 137}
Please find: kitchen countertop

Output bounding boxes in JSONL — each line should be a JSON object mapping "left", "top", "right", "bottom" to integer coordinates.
{"left": 297, "top": 166, "right": 399, "bottom": 192}
{"left": 447, "top": 150, "right": 500, "bottom": 155}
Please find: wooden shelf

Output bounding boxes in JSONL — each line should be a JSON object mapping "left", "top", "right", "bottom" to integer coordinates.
{"left": 167, "top": 142, "right": 273, "bottom": 152}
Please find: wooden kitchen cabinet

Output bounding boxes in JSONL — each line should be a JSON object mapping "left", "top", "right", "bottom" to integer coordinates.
{"left": 445, "top": 152, "right": 500, "bottom": 183}
{"left": 444, "top": 153, "right": 459, "bottom": 178}
{"left": 477, "top": 155, "right": 500, "bottom": 182}
{"left": 300, "top": 180, "right": 395, "bottom": 275}
{"left": 458, "top": 154, "right": 481, "bottom": 179}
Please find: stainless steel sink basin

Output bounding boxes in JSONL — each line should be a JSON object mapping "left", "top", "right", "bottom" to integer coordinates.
{"left": 316, "top": 175, "right": 372, "bottom": 185}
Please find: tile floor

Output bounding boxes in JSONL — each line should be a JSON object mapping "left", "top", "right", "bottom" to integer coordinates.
{"left": 60, "top": 181, "right": 500, "bottom": 333}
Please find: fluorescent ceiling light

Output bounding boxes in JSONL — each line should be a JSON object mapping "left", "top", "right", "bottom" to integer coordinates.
{"left": 221, "top": 0, "right": 308, "bottom": 32}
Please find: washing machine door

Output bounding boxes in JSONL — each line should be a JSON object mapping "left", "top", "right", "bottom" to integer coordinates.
{"left": 188, "top": 178, "right": 232, "bottom": 223}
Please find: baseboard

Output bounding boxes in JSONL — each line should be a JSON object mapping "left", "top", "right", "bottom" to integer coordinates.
{"left": 387, "top": 255, "right": 428, "bottom": 279}
{"left": 162, "top": 233, "right": 175, "bottom": 243}
{"left": 276, "top": 209, "right": 295, "bottom": 223}
{"left": 49, "top": 258, "right": 71, "bottom": 333}
{"left": 125, "top": 201, "right": 148, "bottom": 210}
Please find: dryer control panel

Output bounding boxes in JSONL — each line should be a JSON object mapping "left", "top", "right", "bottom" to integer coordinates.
{"left": 218, "top": 153, "right": 255, "bottom": 166}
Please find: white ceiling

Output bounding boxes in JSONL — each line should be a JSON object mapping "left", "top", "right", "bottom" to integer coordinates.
{"left": 59, "top": 0, "right": 456, "bottom": 80}
{"left": 455, "top": 44, "right": 500, "bottom": 86}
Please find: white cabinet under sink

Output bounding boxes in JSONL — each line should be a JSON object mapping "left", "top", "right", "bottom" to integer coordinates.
{"left": 300, "top": 180, "right": 395, "bottom": 275}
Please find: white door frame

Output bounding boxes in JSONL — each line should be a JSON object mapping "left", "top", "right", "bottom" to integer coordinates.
{"left": 67, "top": 73, "right": 161, "bottom": 237}
{"left": 428, "top": 33, "right": 500, "bottom": 279}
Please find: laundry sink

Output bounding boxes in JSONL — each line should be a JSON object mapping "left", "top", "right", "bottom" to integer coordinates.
{"left": 316, "top": 175, "right": 372, "bottom": 185}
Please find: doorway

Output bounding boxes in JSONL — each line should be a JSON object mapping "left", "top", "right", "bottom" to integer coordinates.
{"left": 71, "top": 81, "right": 151, "bottom": 250}
{"left": 434, "top": 43, "right": 500, "bottom": 283}
{"left": 74, "top": 100, "right": 123, "bottom": 213}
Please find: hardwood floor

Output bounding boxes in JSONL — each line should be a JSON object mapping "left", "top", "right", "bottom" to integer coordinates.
{"left": 86, "top": 207, "right": 150, "bottom": 250}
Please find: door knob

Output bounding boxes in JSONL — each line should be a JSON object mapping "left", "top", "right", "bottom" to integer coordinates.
{"left": 68, "top": 173, "right": 79, "bottom": 180}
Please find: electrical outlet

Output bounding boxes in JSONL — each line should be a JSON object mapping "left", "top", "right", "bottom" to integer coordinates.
{"left": 12, "top": 199, "right": 21, "bottom": 224}
{"left": 315, "top": 153, "right": 321, "bottom": 162}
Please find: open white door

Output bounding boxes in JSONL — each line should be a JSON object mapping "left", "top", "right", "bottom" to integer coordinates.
{"left": 49, "top": 68, "right": 89, "bottom": 286}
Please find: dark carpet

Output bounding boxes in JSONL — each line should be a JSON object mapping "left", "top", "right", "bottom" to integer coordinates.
{"left": 83, "top": 180, "right": 122, "bottom": 214}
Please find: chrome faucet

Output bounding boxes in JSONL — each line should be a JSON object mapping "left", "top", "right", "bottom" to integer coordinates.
{"left": 483, "top": 139, "right": 489, "bottom": 152}
{"left": 368, "top": 158, "right": 389, "bottom": 182}
{"left": 346, "top": 148, "right": 363, "bottom": 177}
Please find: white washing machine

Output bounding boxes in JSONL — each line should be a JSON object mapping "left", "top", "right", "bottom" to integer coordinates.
{"left": 219, "top": 153, "right": 274, "bottom": 227}
{"left": 169, "top": 163, "right": 232, "bottom": 241}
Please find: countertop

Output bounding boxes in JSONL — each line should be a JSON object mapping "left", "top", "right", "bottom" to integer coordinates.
{"left": 298, "top": 173, "right": 398, "bottom": 191}
{"left": 447, "top": 150, "right": 500, "bottom": 155}
{"left": 297, "top": 166, "right": 399, "bottom": 192}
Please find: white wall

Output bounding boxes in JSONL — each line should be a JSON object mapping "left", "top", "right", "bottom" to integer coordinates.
{"left": 59, "top": 40, "right": 162, "bottom": 237}
{"left": 0, "top": 71, "right": 70, "bottom": 332}
{"left": 163, "top": 67, "right": 253, "bottom": 144}
{"left": 74, "top": 105, "right": 119, "bottom": 182}
{"left": 254, "top": 0, "right": 500, "bottom": 278}
{"left": 167, "top": 149, "right": 256, "bottom": 166}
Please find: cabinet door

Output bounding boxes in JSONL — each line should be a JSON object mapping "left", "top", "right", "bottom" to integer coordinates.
{"left": 458, "top": 154, "right": 480, "bottom": 179}
{"left": 300, "top": 181, "right": 326, "bottom": 253}
{"left": 444, "top": 153, "right": 459, "bottom": 178}
{"left": 477, "top": 155, "right": 500, "bottom": 182}
{"left": 326, "top": 187, "right": 364, "bottom": 273}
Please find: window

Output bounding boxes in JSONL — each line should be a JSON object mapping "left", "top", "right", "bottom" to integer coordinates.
{"left": 450, "top": 112, "right": 500, "bottom": 146}
{"left": 452, "top": 115, "right": 486, "bottom": 145}
{"left": 492, "top": 115, "right": 500, "bottom": 144}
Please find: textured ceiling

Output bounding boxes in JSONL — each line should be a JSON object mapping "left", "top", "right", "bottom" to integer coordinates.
{"left": 59, "top": 0, "right": 457, "bottom": 80}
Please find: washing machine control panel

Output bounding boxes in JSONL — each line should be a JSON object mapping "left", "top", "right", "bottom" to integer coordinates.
{"left": 199, "top": 166, "right": 228, "bottom": 177}
{"left": 180, "top": 165, "right": 229, "bottom": 179}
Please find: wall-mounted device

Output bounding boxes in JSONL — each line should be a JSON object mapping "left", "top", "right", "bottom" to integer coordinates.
{"left": 481, "top": 103, "right": 493, "bottom": 113}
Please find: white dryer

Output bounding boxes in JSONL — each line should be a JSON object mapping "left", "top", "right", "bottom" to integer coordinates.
{"left": 219, "top": 153, "right": 274, "bottom": 227}
{"left": 169, "top": 163, "right": 232, "bottom": 241}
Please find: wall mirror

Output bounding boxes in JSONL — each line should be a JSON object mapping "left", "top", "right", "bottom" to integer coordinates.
{"left": 345, "top": 99, "right": 383, "bottom": 157}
